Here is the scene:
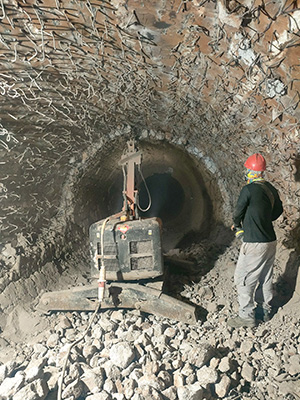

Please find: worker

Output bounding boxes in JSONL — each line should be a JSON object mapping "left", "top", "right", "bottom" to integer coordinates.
{"left": 227, "top": 153, "right": 283, "bottom": 328}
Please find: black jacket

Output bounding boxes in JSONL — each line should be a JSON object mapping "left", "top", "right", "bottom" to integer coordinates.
{"left": 233, "top": 181, "right": 283, "bottom": 243}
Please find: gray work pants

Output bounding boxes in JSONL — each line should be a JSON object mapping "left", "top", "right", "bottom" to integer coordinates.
{"left": 234, "top": 241, "right": 277, "bottom": 320}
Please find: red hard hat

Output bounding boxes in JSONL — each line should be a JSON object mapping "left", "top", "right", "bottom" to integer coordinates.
{"left": 244, "top": 153, "right": 266, "bottom": 171}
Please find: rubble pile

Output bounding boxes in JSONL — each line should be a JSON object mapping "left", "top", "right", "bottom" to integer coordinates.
{"left": 0, "top": 304, "right": 299, "bottom": 400}
{"left": 0, "top": 235, "right": 299, "bottom": 400}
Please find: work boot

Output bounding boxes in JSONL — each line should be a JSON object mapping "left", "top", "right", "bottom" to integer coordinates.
{"left": 227, "top": 316, "right": 256, "bottom": 328}
{"left": 262, "top": 310, "right": 271, "bottom": 322}
{"left": 255, "top": 306, "right": 271, "bottom": 322}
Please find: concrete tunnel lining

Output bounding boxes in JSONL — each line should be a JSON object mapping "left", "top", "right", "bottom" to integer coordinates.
{"left": 73, "top": 139, "right": 216, "bottom": 253}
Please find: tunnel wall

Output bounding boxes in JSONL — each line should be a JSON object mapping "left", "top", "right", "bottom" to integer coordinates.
{"left": 0, "top": 125, "right": 233, "bottom": 317}
{"left": 1, "top": 122, "right": 299, "bottom": 272}
{"left": 0, "top": 125, "right": 298, "bottom": 317}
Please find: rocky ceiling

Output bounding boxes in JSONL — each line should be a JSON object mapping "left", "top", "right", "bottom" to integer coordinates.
{"left": 0, "top": 0, "right": 300, "bottom": 293}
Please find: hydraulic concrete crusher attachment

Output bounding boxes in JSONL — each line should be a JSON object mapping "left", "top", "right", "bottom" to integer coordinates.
{"left": 38, "top": 140, "right": 199, "bottom": 324}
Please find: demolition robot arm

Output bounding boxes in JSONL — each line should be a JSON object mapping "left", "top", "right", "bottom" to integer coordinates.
{"left": 118, "top": 139, "right": 142, "bottom": 219}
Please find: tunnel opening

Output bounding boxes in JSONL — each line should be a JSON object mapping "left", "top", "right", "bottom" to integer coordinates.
{"left": 137, "top": 173, "right": 185, "bottom": 222}
{"left": 73, "top": 138, "right": 216, "bottom": 253}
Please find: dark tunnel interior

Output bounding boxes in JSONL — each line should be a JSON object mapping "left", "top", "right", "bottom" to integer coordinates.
{"left": 137, "top": 173, "right": 185, "bottom": 222}
{"left": 73, "top": 139, "right": 216, "bottom": 253}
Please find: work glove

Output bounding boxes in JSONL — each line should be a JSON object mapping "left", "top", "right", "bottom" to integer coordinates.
{"left": 235, "top": 229, "right": 244, "bottom": 240}
{"left": 231, "top": 225, "right": 244, "bottom": 240}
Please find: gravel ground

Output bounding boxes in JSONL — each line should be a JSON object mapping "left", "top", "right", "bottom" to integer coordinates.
{"left": 0, "top": 228, "right": 299, "bottom": 400}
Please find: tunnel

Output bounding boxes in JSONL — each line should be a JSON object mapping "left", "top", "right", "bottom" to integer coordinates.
{"left": 73, "top": 139, "right": 216, "bottom": 253}
{"left": 0, "top": 1, "right": 300, "bottom": 399}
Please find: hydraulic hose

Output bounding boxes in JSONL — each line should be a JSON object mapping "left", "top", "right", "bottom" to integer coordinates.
{"left": 57, "top": 217, "right": 109, "bottom": 400}
{"left": 137, "top": 164, "right": 152, "bottom": 212}
{"left": 98, "top": 217, "right": 109, "bottom": 302}
{"left": 57, "top": 301, "right": 101, "bottom": 400}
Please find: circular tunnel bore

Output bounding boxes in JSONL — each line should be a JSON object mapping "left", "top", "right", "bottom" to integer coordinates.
{"left": 138, "top": 173, "right": 185, "bottom": 222}
{"left": 74, "top": 139, "right": 215, "bottom": 251}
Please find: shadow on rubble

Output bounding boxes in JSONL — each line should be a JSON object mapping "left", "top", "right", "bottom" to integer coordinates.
{"left": 270, "top": 156, "right": 300, "bottom": 310}
{"left": 162, "top": 223, "right": 235, "bottom": 321}
{"left": 293, "top": 154, "right": 300, "bottom": 183}
{"left": 272, "top": 221, "right": 300, "bottom": 310}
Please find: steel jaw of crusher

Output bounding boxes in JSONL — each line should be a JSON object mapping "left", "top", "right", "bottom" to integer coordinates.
{"left": 37, "top": 282, "right": 198, "bottom": 325}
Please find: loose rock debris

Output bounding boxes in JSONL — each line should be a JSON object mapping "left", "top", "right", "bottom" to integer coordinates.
{"left": 1, "top": 302, "right": 300, "bottom": 400}
{"left": 0, "top": 235, "right": 299, "bottom": 400}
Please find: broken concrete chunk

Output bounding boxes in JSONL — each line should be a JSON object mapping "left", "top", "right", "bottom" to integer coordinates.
{"left": 86, "top": 392, "right": 112, "bottom": 400}
{"left": 188, "top": 344, "right": 215, "bottom": 368}
{"left": 109, "top": 342, "right": 135, "bottom": 369}
{"left": 287, "top": 354, "right": 300, "bottom": 376}
{"left": 0, "top": 373, "right": 25, "bottom": 399}
{"left": 241, "top": 362, "right": 255, "bottom": 382}
{"left": 12, "top": 378, "right": 49, "bottom": 400}
{"left": 81, "top": 368, "right": 105, "bottom": 394}
{"left": 46, "top": 333, "right": 60, "bottom": 348}
{"left": 196, "top": 365, "right": 219, "bottom": 387}
{"left": 24, "top": 357, "right": 47, "bottom": 382}
{"left": 177, "top": 382, "right": 204, "bottom": 400}
{"left": 218, "top": 356, "right": 231, "bottom": 373}
{"left": 214, "top": 374, "right": 231, "bottom": 398}
{"left": 62, "top": 378, "right": 83, "bottom": 399}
